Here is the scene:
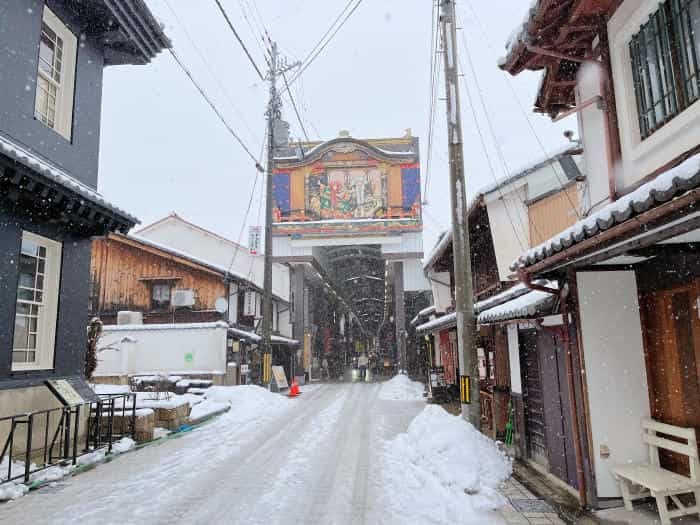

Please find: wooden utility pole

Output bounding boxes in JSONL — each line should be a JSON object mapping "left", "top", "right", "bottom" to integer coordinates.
{"left": 439, "top": 0, "right": 479, "bottom": 426}
{"left": 261, "top": 41, "right": 299, "bottom": 386}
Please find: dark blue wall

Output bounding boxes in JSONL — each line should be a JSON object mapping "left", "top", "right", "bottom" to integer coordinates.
{"left": 0, "top": 0, "right": 104, "bottom": 188}
{"left": 0, "top": 210, "right": 91, "bottom": 388}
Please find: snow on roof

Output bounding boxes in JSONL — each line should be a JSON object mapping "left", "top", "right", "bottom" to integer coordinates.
{"left": 228, "top": 326, "right": 299, "bottom": 346}
{"left": 498, "top": 0, "right": 541, "bottom": 68}
{"left": 103, "top": 322, "right": 229, "bottom": 331}
{"left": 423, "top": 230, "right": 453, "bottom": 270}
{"left": 0, "top": 133, "right": 138, "bottom": 224}
{"left": 410, "top": 305, "right": 436, "bottom": 326}
{"left": 478, "top": 287, "right": 556, "bottom": 324}
{"left": 415, "top": 312, "right": 456, "bottom": 335}
{"left": 512, "top": 153, "right": 700, "bottom": 271}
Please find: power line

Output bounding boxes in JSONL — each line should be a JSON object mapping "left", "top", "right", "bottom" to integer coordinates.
{"left": 462, "top": 0, "right": 581, "bottom": 220}
{"left": 236, "top": 0, "right": 269, "bottom": 59}
{"left": 168, "top": 48, "right": 263, "bottom": 171}
{"left": 286, "top": 0, "right": 365, "bottom": 89}
{"left": 458, "top": 34, "right": 535, "bottom": 249}
{"left": 457, "top": 52, "right": 528, "bottom": 250}
{"left": 423, "top": 0, "right": 441, "bottom": 203}
{"left": 162, "top": 0, "right": 258, "bottom": 143}
{"left": 281, "top": 70, "right": 309, "bottom": 142}
{"left": 226, "top": 133, "right": 267, "bottom": 274}
{"left": 213, "top": 0, "right": 265, "bottom": 81}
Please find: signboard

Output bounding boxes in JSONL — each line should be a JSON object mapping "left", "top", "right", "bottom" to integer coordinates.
{"left": 271, "top": 365, "right": 288, "bottom": 390}
{"left": 303, "top": 332, "right": 312, "bottom": 372}
{"left": 248, "top": 226, "right": 262, "bottom": 255}
{"left": 243, "top": 290, "right": 256, "bottom": 317}
{"left": 46, "top": 379, "right": 87, "bottom": 406}
{"left": 240, "top": 364, "right": 249, "bottom": 375}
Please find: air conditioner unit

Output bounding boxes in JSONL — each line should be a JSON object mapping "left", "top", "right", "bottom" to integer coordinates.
{"left": 117, "top": 311, "right": 143, "bottom": 325}
{"left": 172, "top": 289, "right": 196, "bottom": 307}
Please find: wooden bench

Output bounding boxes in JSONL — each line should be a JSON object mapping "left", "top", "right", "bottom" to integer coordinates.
{"left": 612, "top": 418, "right": 700, "bottom": 525}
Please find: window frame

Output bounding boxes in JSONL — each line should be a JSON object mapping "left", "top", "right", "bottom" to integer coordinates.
{"left": 150, "top": 282, "right": 173, "bottom": 311}
{"left": 34, "top": 6, "right": 78, "bottom": 141}
{"left": 12, "top": 231, "right": 63, "bottom": 372}
{"left": 629, "top": 0, "right": 700, "bottom": 139}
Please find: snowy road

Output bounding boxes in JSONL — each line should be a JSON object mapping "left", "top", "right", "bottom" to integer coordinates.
{"left": 0, "top": 383, "right": 426, "bottom": 525}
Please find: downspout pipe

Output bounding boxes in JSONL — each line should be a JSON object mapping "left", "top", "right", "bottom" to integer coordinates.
{"left": 518, "top": 269, "right": 588, "bottom": 508}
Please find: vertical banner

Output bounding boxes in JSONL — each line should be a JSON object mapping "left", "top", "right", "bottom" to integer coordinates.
{"left": 460, "top": 375, "right": 471, "bottom": 404}
{"left": 243, "top": 290, "right": 256, "bottom": 317}
{"left": 248, "top": 226, "right": 261, "bottom": 255}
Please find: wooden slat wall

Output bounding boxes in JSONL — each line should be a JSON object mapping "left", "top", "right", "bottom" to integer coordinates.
{"left": 528, "top": 184, "right": 580, "bottom": 247}
{"left": 91, "top": 237, "right": 226, "bottom": 314}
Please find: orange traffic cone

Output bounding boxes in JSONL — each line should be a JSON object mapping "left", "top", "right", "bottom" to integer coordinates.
{"left": 288, "top": 380, "right": 300, "bottom": 398}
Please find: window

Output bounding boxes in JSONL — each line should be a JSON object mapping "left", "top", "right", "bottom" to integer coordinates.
{"left": 12, "top": 231, "right": 62, "bottom": 371}
{"left": 630, "top": 0, "right": 700, "bottom": 139}
{"left": 35, "top": 6, "right": 77, "bottom": 140}
{"left": 151, "top": 283, "right": 172, "bottom": 310}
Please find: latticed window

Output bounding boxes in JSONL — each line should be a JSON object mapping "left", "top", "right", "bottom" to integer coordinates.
{"left": 34, "top": 6, "right": 77, "bottom": 140}
{"left": 630, "top": 0, "right": 700, "bottom": 139}
{"left": 12, "top": 232, "right": 62, "bottom": 369}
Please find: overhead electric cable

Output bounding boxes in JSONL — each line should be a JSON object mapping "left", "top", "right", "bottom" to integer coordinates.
{"left": 281, "top": 70, "right": 310, "bottom": 141}
{"left": 213, "top": 0, "right": 265, "bottom": 81}
{"left": 462, "top": 1, "right": 582, "bottom": 219}
{"left": 226, "top": 132, "right": 267, "bottom": 274}
{"left": 162, "top": 0, "right": 258, "bottom": 142}
{"left": 423, "top": 0, "right": 441, "bottom": 203}
{"left": 168, "top": 48, "right": 263, "bottom": 171}
{"left": 286, "top": 0, "right": 365, "bottom": 89}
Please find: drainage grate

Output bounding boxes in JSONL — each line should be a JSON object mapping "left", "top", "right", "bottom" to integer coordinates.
{"left": 510, "top": 499, "right": 556, "bottom": 513}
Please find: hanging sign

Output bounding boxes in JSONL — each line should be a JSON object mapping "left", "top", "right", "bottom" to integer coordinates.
{"left": 248, "top": 226, "right": 262, "bottom": 255}
{"left": 244, "top": 290, "right": 256, "bottom": 317}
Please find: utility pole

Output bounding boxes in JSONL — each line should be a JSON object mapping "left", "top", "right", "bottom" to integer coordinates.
{"left": 439, "top": 0, "right": 480, "bottom": 426}
{"left": 261, "top": 41, "right": 298, "bottom": 386}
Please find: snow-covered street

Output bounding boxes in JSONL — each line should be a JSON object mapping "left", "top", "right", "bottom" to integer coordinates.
{"left": 0, "top": 382, "right": 513, "bottom": 525}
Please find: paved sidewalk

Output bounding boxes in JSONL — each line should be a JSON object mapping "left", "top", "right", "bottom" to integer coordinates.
{"left": 499, "top": 478, "right": 568, "bottom": 525}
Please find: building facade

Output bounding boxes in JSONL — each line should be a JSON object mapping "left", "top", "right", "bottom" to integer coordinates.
{"left": 0, "top": 1, "right": 167, "bottom": 418}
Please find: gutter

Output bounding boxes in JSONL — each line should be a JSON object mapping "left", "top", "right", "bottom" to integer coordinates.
{"left": 518, "top": 270, "right": 588, "bottom": 508}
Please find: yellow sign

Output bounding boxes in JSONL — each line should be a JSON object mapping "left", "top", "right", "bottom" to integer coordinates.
{"left": 303, "top": 332, "right": 311, "bottom": 371}
{"left": 460, "top": 375, "right": 471, "bottom": 404}
{"left": 263, "top": 353, "right": 272, "bottom": 384}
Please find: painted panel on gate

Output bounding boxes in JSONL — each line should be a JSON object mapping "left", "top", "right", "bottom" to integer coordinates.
{"left": 273, "top": 172, "right": 291, "bottom": 214}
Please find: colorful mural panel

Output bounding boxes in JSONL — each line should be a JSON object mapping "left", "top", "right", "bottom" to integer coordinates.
{"left": 272, "top": 172, "right": 291, "bottom": 216}
{"left": 305, "top": 168, "right": 386, "bottom": 220}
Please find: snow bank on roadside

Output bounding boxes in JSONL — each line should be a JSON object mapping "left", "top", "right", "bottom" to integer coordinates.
{"left": 379, "top": 374, "right": 425, "bottom": 401}
{"left": 189, "top": 399, "right": 229, "bottom": 421}
{"left": 0, "top": 437, "right": 136, "bottom": 502}
{"left": 204, "top": 385, "right": 291, "bottom": 420}
{"left": 381, "top": 405, "right": 511, "bottom": 524}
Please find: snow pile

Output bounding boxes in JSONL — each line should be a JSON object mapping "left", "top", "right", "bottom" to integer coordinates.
{"left": 379, "top": 374, "right": 425, "bottom": 401}
{"left": 381, "top": 405, "right": 512, "bottom": 524}
{"left": 204, "top": 385, "right": 291, "bottom": 419}
{"left": 189, "top": 399, "right": 229, "bottom": 421}
{"left": 91, "top": 384, "right": 131, "bottom": 395}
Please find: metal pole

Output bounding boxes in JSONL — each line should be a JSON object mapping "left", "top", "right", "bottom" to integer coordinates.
{"left": 261, "top": 42, "right": 279, "bottom": 386}
{"left": 439, "top": 0, "right": 480, "bottom": 426}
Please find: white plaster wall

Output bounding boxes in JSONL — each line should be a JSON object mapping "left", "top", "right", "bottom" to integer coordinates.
{"left": 608, "top": 0, "right": 700, "bottom": 190}
{"left": 576, "top": 61, "right": 611, "bottom": 212}
{"left": 97, "top": 325, "right": 228, "bottom": 376}
{"left": 403, "top": 259, "right": 430, "bottom": 291}
{"left": 485, "top": 191, "right": 529, "bottom": 280}
{"left": 507, "top": 325, "right": 522, "bottom": 394}
{"left": 576, "top": 271, "right": 650, "bottom": 498}
{"left": 138, "top": 217, "right": 290, "bottom": 301}
{"left": 278, "top": 307, "right": 292, "bottom": 338}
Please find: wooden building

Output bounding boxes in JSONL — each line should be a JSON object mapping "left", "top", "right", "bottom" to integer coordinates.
{"left": 501, "top": 0, "right": 700, "bottom": 513}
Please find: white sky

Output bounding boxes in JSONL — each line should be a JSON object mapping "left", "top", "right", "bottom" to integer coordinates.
{"left": 98, "top": 0, "right": 577, "bottom": 252}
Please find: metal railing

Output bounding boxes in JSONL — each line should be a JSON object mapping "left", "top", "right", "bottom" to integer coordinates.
{"left": 1, "top": 393, "right": 136, "bottom": 485}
